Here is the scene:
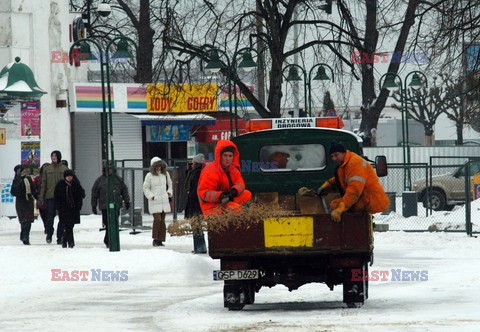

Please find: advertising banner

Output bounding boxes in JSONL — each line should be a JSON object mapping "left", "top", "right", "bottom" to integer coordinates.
{"left": 21, "top": 101, "right": 41, "bottom": 137}
{"left": 147, "top": 84, "right": 218, "bottom": 113}
{"left": 21, "top": 141, "right": 41, "bottom": 175}
{"left": 146, "top": 124, "right": 192, "bottom": 142}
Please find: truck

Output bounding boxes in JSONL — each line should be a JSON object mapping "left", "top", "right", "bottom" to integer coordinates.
{"left": 207, "top": 117, "right": 387, "bottom": 310}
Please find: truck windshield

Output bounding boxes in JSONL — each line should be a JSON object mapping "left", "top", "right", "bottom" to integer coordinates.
{"left": 259, "top": 144, "right": 326, "bottom": 172}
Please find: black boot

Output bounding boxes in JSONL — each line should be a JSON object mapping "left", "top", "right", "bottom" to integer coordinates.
{"left": 23, "top": 239, "right": 31, "bottom": 245}
{"left": 46, "top": 235, "right": 52, "bottom": 244}
{"left": 152, "top": 239, "right": 159, "bottom": 247}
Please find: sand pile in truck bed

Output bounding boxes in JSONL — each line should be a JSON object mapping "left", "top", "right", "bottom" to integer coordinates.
{"left": 168, "top": 203, "right": 293, "bottom": 236}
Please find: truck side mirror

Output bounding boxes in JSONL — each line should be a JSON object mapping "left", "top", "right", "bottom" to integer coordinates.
{"left": 375, "top": 155, "right": 388, "bottom": 177}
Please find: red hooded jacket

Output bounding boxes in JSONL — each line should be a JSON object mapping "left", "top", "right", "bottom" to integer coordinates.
{"left": 197, "top": 140, "right": 247, "bottom": 215}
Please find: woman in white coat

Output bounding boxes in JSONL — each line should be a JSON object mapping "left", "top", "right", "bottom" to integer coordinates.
{"left": 143, "top": 157, "right": 172, "bottom": 246}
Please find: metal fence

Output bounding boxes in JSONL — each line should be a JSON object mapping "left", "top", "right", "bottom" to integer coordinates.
{"left": 115, "top": 156, "right": 479, "bottom": 236}
{"left": 115, "top": 159, "right": 191, "bottom": 232}
{"left": 374, "top": 157, "right": 479, "bottom": 235}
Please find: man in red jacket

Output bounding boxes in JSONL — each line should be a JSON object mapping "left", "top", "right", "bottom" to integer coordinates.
{"left": 197, "top": 140, "right": 251, "bottom": 216}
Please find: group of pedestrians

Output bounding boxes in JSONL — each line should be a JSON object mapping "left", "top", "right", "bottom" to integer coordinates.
{"left": 10, "top": 140, "right": 252, "bottom": 252}
{"left": 11, "top": 150, "right": 85, "bottom": 248}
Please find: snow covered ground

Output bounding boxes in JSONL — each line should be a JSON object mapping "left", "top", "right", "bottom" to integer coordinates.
{"left": 1, "top": 213, "right": 479, "bottom": 332}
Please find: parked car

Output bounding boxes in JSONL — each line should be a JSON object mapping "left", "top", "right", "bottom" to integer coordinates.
{"left": 412, "top": 161, "right": 480, "bottom": 211}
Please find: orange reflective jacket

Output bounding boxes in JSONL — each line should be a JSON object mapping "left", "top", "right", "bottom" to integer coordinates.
{"left": 327, "top": 150, "right": 389, "bottom": 213}
{"left": 197, "top": 140, "right": 248, "bottom": 216}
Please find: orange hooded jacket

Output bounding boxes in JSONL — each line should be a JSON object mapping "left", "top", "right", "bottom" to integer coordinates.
{"left": 328, "top": 150, "right": 389, "bottom": 213}
{"left": 197, "top": 140, "right": 251, "bottom": 216}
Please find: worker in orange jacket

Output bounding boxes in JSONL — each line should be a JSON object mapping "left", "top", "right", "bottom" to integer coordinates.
{"left": 197, "top": 140, "right": 252, "bottom": 216}
{"left": 317, "top": 141, "right": 390, "bottom": 222}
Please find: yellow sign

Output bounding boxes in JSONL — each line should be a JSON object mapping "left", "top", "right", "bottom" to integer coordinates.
{"left": 0, "top": 128, "right": 5, "bottom": 145}
{"left": 147, "top": 83, "right": 218, "bottom": 113}
{"left": 264, "top": 216, "right": 314, "bottom": 248}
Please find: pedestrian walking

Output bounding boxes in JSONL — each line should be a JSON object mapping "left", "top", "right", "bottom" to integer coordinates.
{"left": 10, "top": 165, "right": 37, "bottom": 245}
{"left": 184, "top": 153, "right": 207, "bottom": 253}
{"left": 38, "top": 150, "right": 68, "bottom": 244}
{"left": 91, "top": 162, "right": 131, "bottom": 248}
{"left": 143, "top": 157, "right": 172, "bottom": 247}
{"left": 54, "top": 169, "right": 85, "bottom": 248}
{"left": 32, "top": 162, "right": 50, "bottom": 234}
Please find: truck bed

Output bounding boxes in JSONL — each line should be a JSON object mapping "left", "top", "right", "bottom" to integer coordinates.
{"left": 208, "top": 212, "right": 373, "bottom": 258}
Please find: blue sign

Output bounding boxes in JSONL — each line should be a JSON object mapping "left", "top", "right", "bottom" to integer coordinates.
{"left": 148, "top": 124, "right": 191, "bottom": 142}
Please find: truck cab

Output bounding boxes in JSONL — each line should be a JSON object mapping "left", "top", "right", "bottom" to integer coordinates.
{"left": 208, "top": 117, "right": 383, "bottom": 310}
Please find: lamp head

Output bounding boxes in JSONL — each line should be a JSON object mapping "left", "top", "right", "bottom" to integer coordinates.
{"left": 237, "top": 51, "right": 257, "bottom": 72}
{"left": 79, "top": 41, "right": 98, "bottom": 61}
{"left": 313, "top": 65, "right": 330, "bottom": 81}
{"left": 409, "top": 73, "right": 423, "bottom": 88}
{"left": 205, "top": 50, "right": 226, "bottom": 73}
{"left": 112, "top": 38, "right": 133, "bottom": 59}
{"left": 383, "top": 73, "right": 399, "bottom": 89}
{"left": 285, "top": 66, "right": 302, "bottom": 81}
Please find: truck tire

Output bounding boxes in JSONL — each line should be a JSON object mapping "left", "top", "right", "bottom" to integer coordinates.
{"left": 423, "top": 189, "right": 446, "bottom": 211}
{"left": 244, "top": 283, "right": 255, "bottom": 305}
{"left": 343, "top": 262, "right": 368, "bottom": 308}
{"left": 223, "top": 282, "right": 246, "bottom": 310}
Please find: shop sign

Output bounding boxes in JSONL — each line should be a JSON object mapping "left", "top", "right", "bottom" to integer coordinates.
{"left": 147, "top": 84, "right": 218, "bottom": 113}
{"left": 146, "top": 124, "right": 192, "bottom": 142}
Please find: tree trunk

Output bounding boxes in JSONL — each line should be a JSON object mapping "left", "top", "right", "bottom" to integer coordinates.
{"left": 134, "top": 0, "right": 154, "bottom": 83}
{"left": 267, "top": 57, "right": 284, "bottom": 118}
{"left": 456, "top": 123, "right": 464, "bottom": 145}
{"left": 424, "top": 125, "right": 434, "bottom": 146}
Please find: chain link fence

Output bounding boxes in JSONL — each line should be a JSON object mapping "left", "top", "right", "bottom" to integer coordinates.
{"left": 114, "top": 157, "right": 479, "bottom": 235}
{"left": 375, "top": 157, "right": 480, "bottom": 234}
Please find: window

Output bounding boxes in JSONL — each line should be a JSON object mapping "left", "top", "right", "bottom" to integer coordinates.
{"left": 259, "top": 144, "right": 327, "bottom": 172}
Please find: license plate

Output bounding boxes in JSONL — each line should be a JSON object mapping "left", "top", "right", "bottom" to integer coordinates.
{"left": 213, "top": 269, "right": 259, "bottom": 281}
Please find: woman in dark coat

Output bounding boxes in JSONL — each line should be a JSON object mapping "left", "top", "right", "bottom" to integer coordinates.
{"left": 10, "top": 165, "right": 37, "bottom": 245}
{"left": 54, "top": 169, "right": 85, "bottom": 248}
{"left": 184, "top": 154, "right": 207, "bottom": 253}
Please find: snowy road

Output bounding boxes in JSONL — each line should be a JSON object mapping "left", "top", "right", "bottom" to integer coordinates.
{"left": 1, "top": 215, "right": 479, "bottom": 332}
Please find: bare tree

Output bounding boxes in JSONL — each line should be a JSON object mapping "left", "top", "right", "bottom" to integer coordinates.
{"left": 391, "top": 85, "right": 444, "bottom": 146}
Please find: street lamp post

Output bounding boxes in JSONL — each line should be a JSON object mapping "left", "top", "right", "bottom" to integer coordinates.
{"left": 204, "top": 48, "right": 234, "bottom": 137}
{"left": 307, "top": 63, "right": 334, "bottom": 116}
{"left": 282, "top": 64, "right": 308, "bottom": 116}
{"left": 379, "top": 71, "right": 427, "bottom": 190}
{"left": 69, "top": 36, "right": 138, "bottom": 251}
{"left": 232, "top": 47, "right": 260, "bottom": 135}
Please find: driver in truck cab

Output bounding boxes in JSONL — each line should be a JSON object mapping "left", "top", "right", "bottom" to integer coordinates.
{"left": 317, "top": 141, "right": 390, "bottom": 221}
{"left": 197, "top": 140, "right": 252, "bottom": 216}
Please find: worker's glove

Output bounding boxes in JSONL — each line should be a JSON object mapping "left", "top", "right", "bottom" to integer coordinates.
{"left": 219, "top": 192, "right": 230, "bottom": 204}
{"left": 125, "top": 202, "right": 131, "bottom": 210}
{"left": 316, "top": 181, "right": 332, "bottom": 196}
{"left": 92, "top": 206, "right": 97, "bottom": 215}
{"left": 298, "top": 187, "right": 316, "bottom": 197}
{"left": 226, "top": 188, "right": 238, "bottom": 201}
{"left": 331, "top": 202, "right": 346, "bottom": 222}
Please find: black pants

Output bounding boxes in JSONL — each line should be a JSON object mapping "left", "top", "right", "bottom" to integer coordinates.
{"left": 101, "top": 209, "right": 119, "bottom": 246}
{"left": 62, "top": 223, "right": 75, "bottom": 247}
{"left": 20, "top": 222, "right": 32, "bottom": 242}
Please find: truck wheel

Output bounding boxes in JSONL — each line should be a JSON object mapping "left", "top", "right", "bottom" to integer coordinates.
{"left": 343, "top": 263, "right": 368, "bottom": 307}
{"left": 423, "top": 189, "right": 446, "bottom": 211}
{"left": 244, "top": 283, "right": 255, "bottom": 305}
{"left": 223, "top": 282, "right": 245, "bottom": 310}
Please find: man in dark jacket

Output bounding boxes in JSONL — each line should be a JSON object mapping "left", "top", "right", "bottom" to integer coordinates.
{"left": 38, "top": 150, "right": 68, "bottom": 244}
{"left": 11, "top": 165, "right": 37, "bottom": 245}
{"left": 91, "top": 163, "right": 130, "bottom": 248}
{"left": 54, "top": 169, "right": 85, "bottom": 248}
{"left": 184, "top": 153, "right": 206, "bottom": 253}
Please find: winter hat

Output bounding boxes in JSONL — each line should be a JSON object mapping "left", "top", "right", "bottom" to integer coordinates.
{"left": 64, "top": 169, "right": 75, "bottom": 178}
{"left": 150, "top": 156, "right": 162, "bottom": 166}
{"left": 51, "top": 150, "right": 62, "bottom": 162}
{"left": 14, "top": 164, "right": 24, "bottom": 173}
{"left": 193, "top": 153, "right": 205, "bottom": 163}
{"left": 329, "top": 141, "right": 346, "bottom": 155}
{"left": 220, "top": 146, "right": 235, "bottom": 155}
